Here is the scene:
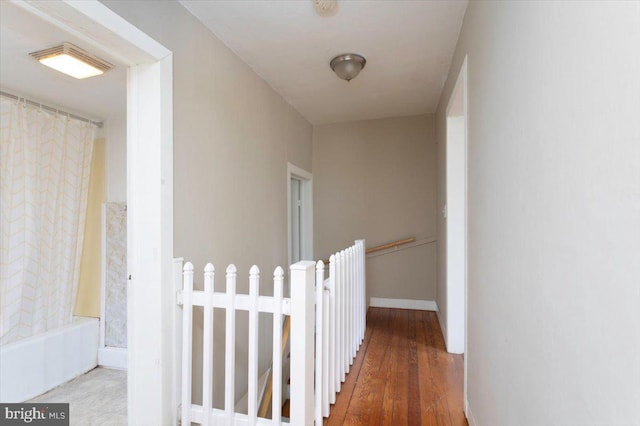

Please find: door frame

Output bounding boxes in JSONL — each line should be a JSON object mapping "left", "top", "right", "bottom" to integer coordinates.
{"left": 287, "top": 163, "right": 313, "bottom": 265}
{"left": 444, "top": 55, "right": 468, "bottom": 409}
{"left": 14, "top": 1, "right": 176, "bottom": 424}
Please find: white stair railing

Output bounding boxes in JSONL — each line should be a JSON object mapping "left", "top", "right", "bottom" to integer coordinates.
{"left": 177, "top": 260, "right": 316, "bottom": 425}
{"left": 314, "top": 239, "right": 366, "bottom": 424}
{"left": 176, "top": 239, "right": 366, "bottom": 426}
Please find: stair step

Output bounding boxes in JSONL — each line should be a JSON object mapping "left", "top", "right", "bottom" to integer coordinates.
{"left": 281, "top": 399, "right": 290, "bottom": 418}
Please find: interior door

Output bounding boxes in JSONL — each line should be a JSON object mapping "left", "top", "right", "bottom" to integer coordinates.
{"left": 290, "top": 177, "right": 302, "bottom": 263}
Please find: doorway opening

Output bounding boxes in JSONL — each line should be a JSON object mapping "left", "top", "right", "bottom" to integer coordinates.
{"left": 287, "top": 163, "right": 313, "bottom": 266}
{"left": 20, "top": 2, "right": 176, "bottom": 424}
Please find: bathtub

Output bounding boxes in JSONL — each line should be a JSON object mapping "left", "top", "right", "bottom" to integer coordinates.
{"left": 0, "top": 316, "right": 99, "bottom": 402}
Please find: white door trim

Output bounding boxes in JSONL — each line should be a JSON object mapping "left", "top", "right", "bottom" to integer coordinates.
{"left": 287, "top": 163, "right": 313, "bottom": 265}
{"left": 13, "top": 1, "right": 176, "bottom": 424}
{"left": 445, "top": 54, "right": 469, "bottom": 415}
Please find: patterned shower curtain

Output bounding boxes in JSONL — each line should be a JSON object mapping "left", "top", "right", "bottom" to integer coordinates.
{"left": 0, "top": 96, "right": 94, "bottom": 345}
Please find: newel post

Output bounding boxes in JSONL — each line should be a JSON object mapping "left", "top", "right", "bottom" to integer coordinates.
{"left": 290, "top": 261, "right": 316, "bottom": 426}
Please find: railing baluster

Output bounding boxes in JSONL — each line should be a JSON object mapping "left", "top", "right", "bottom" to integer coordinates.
{"left": 323, "top": 280, "right": 330, "bottom": 417}
{"left": 173, "top": 257, "right": 184, "bottom": 425}
{"left": 225, "top": 265, "right": 237, "bottom": 424}
{"left": 357, "top": 242, "right": 362, "bottom": 344}
{"left": 248, "top": 266, "right": 260, "bottom": 426}
{"left": 272, "top": 267, "right": 284, "bottom": 425}
{"left": 337, "top": 250, "right": 342, "bottom": 382}
{"left": 358, "top": 240, "right": 366, "bottom": 343}
{"left": 181, "top": 262, "right": 194, "bottom": 426}
{"left": 345, "top": 248, "right": 351, "bottom": 368}
{"left": 354, "top": 243, "right": 359, "bottom": 346}
{"left": 341, "top": 249, "right": 348, "bottom": 377}
{"left": 315, "top": 261, "right": 324, "bottom": 426}
{"left": 359, "top": 241, "right": 363, "bottom": 343}
{"left": 347, "top": 247, "right": 352, "bottom": 363}
{"left": 203, "top": 264, "right": 215, "bottom": 426}
{"left": 351, "top": 246, "right": 357, "bottom": 360}
{"left": 329, "top": 254, "right": 338, "bottom": 399}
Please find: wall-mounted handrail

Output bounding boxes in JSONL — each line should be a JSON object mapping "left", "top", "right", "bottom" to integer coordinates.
{"left": 366, "top": 236, "right": 437, "bottom": 260}
{"left": 365, "top": 237, "right": 416, "bottom": 254}
{"left": 322, "top": 237, "right": 417, "bottom": 264}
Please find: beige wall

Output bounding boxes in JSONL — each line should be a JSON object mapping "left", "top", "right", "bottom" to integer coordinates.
{"left": 75, "top": 138, "right": 106, "bottom": 318}
{"left": 436, "top": 1, "right": 640, "bottom": 423}
{"left": 103, "top": 0, "right": 313, "bottom": 407}
{"left": 313, "top": 114, "right": 437, "bottom": 302}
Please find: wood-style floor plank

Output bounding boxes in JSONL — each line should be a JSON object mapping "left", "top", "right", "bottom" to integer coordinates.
{"left": 414, "top": 310, "right": 444, "bottom": 426}
{"left": 391, "top": 310, "right": 410, "bottom": 425}
{"left": 423, "top": 310, "right": 455, "bottom": 425}
{"left": 325, "top": 307, "right": 467, "bottom": 426}
{"left": 364, "top": 309, "right": 392, "bottom": 426}
{"left": 324, "top": 308, "right": 376, "bottom": 426}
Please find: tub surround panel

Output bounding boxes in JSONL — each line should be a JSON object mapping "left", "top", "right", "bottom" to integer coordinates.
{"left": 104, "top": 202, "right": 127, "bottom": 348}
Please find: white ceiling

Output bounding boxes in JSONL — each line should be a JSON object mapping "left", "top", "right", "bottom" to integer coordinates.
{"left": 179, "top": 0, "right": 468, "bottom": 125}
{"left": 0, "top": 1, "right": 466, "bottom": 125}
{"left": 0, "top": 1, "right": 126, "bottom": 122}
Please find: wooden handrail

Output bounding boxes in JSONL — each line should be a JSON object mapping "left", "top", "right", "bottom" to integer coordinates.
{"left": 365, "top": 237, "right": 415, "bottom": 254}
{"left": 258, "top": 316, "right": 291, "bottom": 418}
{"left": 321, "top": 237, "right": 416, "bottom": 264}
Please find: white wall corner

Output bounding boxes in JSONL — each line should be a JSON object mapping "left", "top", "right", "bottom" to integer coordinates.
{"left": 98, "top": 347, "right": 128, "bottom": 369}
{"left": 465, "top": 398, "right": 477, "bottom": 426}
{"left": 436, "top": 309, "right": 448, "bottom": 343}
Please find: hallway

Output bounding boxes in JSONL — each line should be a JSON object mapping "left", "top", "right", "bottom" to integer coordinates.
{"left": 325, "top": 307, "right": 466, "bottom": 426}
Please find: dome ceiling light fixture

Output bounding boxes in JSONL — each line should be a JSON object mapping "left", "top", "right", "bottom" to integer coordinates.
{"left": 330, "top": 53, "right": 366, "bottom": 82}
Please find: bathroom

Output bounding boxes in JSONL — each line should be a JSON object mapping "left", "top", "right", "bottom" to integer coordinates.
{"left": 0, "top": 1, "right": 128, "bottom": 421}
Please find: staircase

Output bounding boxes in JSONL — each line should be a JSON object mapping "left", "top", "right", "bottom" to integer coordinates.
{"left": 257, "top": 316, "right": 291, "bottom": 420}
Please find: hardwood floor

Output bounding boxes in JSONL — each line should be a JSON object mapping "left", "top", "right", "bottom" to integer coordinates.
{"left": 324, "top": 307, "right": 467, "bottom": 426}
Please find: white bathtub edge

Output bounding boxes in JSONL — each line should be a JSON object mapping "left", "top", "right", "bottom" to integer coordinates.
{"left": 0, "top": 317, "right": 99, "bottom": 402}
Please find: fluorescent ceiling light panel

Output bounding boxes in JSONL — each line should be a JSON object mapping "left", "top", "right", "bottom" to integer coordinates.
{"left": 39, "top": 54, "right": 103, "bottom": 79}
{"left": 30, "top": 43, "right": 113, "bottom": 80}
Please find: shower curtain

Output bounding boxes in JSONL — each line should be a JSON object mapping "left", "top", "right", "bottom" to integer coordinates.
{"left": 0, "top": 96, "right": 95, "bottom": 345}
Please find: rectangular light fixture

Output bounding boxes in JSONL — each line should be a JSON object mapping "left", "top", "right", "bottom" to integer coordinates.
{"left": 30, "top": 42, "right": 113, "bottom": 80}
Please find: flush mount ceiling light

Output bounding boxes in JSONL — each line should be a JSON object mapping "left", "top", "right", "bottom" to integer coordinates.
{"left": 330, "top": 53, "right": 366, "bottom": 82}
{"left": 30, "top": 42, "right": 113, "bottom": 79}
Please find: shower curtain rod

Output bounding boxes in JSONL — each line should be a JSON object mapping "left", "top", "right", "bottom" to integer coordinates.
{"left": 0, "top": 90, "right": 104, "bottom": 128}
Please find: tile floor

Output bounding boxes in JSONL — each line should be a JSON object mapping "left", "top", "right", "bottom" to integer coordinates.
{"left": 29, "top": 367, "right": 127, "bottom": 426}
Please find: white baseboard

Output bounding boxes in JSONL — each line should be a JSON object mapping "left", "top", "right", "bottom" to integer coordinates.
{"left": 369, "top": 297, "right": 438, "bottom": 311}
{"left": 98, "top": 347, "right": 127, "bottom": 369}
{"left": 466, "top": 398, "right": 477, "bottom": 426}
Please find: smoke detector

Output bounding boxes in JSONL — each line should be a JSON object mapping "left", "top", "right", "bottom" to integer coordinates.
{"left": 314, "top": 0, "right": 338, "bottom": 17}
